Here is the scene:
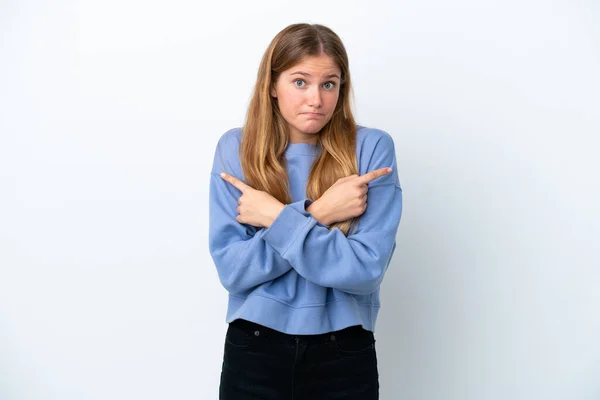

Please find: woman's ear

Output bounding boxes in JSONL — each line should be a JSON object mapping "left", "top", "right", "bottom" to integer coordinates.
{"left": 270, "top": 85, "right": 277, "bottom": 98}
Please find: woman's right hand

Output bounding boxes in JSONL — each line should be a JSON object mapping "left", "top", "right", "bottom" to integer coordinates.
{"left": 307, "top": 167, "right": 392, "bottom": 226}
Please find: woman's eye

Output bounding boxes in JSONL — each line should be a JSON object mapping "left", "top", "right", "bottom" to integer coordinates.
{"left": 294, "top": 79, "right": 305, "bottom": 87}
{"left": 323, "top": 82, "right": 336, "bottom": 90}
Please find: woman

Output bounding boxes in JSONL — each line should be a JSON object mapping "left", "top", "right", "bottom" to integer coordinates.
{"left": 209, "top": 23, "right": 402, "bottom": 400}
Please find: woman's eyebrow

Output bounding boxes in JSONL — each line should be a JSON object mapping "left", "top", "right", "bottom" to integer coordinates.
{"left": 290, "top": 71, "right": 340, "bottom": 79}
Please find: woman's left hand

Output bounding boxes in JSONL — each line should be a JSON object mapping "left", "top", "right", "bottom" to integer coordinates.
{"left": 220, "top": 173, "right": 285, "bottom": 228}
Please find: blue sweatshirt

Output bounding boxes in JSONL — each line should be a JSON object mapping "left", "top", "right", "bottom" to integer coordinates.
{"left": 208, "top": 125, "right": 402, "bottom": 334}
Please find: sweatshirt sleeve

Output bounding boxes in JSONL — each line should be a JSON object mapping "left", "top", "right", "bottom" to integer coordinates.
{"left": 261, "top": 130, "right": 403, "bottom": 295}
{"left": 208, "top": 129, "right": 293, "bottom": 295}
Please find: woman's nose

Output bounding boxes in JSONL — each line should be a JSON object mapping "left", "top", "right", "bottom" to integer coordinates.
{"left": 307, "top": 87, "right": 322, "bottom": 108}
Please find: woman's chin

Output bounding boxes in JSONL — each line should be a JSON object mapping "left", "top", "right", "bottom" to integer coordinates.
{"left": 299, "top": 122, "right": 326, "bottom": 134}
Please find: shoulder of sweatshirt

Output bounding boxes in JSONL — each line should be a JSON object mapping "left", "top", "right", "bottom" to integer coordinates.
{"left": 210, "top": 127, "right": 244, "bottom": 178}
{"left": 355, "top": 125, "right": 402, "bottom": 189}
{"left": 356, "top": 124, "right": 391, "bottom": 151}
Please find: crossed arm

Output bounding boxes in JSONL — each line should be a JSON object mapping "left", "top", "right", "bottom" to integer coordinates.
{"left": 209, "top": 166, "right": 401, "bottom": 296}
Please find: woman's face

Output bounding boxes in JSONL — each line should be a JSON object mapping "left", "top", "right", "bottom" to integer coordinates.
{"left": 271, "top": 54, "right": 341, "bottom": 144}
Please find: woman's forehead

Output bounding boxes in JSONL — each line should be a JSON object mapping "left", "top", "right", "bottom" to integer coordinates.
{"left": 284, "top": 55, "right": 341, "bottom": 76}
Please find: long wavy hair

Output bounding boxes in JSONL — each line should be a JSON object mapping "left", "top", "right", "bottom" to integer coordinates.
{"left": 241, "top": 23, "right": 359, "bottom": 235}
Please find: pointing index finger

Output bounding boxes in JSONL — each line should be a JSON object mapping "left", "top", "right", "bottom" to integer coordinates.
{"left": 220, "top": 172, "right": 250, "bottom": 193}
{"left": 357, "top": 167, "right": 392, "bottom": 185}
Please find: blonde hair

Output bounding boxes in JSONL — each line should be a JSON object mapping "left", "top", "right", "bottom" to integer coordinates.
{"left": 241, "top": 23, "right": 358, "bottom": 235}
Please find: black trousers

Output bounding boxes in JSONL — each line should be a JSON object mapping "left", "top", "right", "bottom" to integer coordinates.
{"left": 219, "top": 319, "right": 379, "bottom": 400}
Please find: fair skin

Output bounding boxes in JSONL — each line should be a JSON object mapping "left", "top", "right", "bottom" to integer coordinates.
{"left": 270, "top": 53, "right": 341, "bottom": 144}
{"left": 220, "top": 53, "right": 392, "bottom": 227}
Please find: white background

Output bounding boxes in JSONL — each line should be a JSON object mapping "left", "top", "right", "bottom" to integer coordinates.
{"left": 1, "top": 0, "right": 599, "bottom": 399}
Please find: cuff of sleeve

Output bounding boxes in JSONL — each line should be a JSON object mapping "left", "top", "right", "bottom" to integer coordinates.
{"left": 303, "top": 198, "right": 330, "bottom": 228}
{"left": 262, "top": 199, "right": 316, "bottom": 256}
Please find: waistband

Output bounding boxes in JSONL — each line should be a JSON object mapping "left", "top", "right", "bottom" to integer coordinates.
{"left": 230, "top": 318, "right": 372, "bottom": 344}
